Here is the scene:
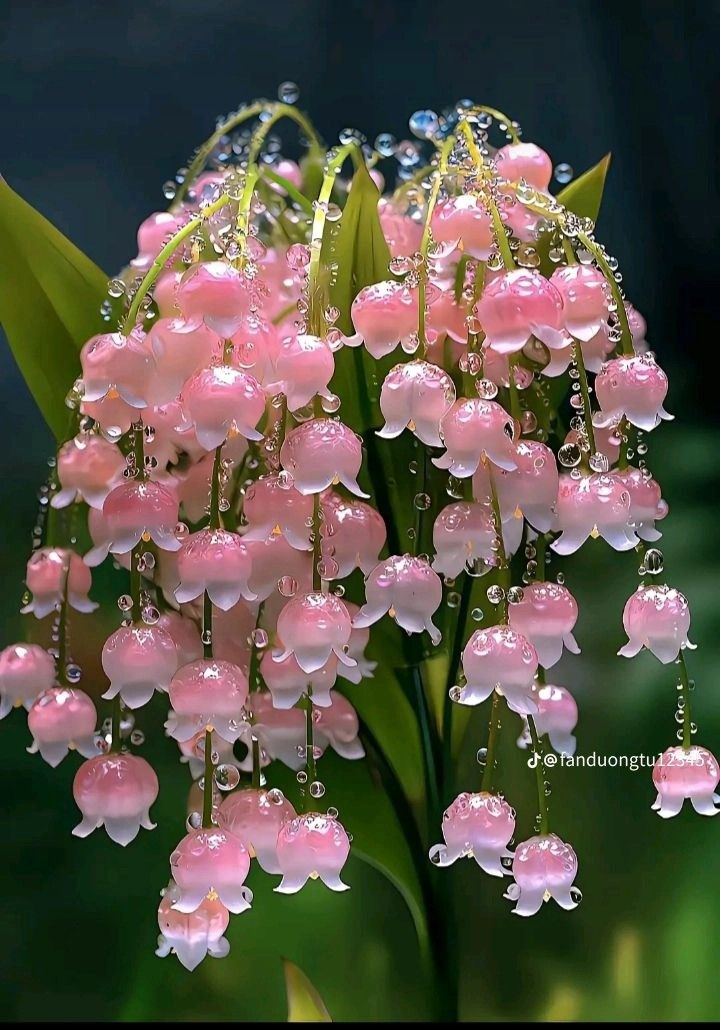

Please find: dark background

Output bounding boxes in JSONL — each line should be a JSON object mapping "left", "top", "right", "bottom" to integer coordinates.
{"left": 1, "top": 0, "right": 720, "bottom": 1021}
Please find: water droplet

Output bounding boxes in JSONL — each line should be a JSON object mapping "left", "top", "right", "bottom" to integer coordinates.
{"left": 589, "top": 452, "right": 609, "bottom": 473}
{"left": 186, "top": 811, "right": 202, "bottom": 830}
{"left": 309, "top": 780, "right": 326, "bottom": 799}
{"left": 65, "top": 663, "right": 82, "bottom": 684}
{"left": 447, "top": 591, "right": 461, "bottom": 608}
{"left": 162, "top": 180, "right": 177, "bottom": 200}
{"left": 252, "top": 628, "right": 269, "bottom": 649}
{"left": 569, "top": 886, "right": 583, "bottom": 904}
{"left": 130, "top": 729, "right": 145, "bottom": 746}
{"left": 409, "top": 109, "right": 440, "bottom": 139}
{"left": 554, "top": 163, "right": 574, "bottom": 184}
{"left": 278, "top": 81, "right": 300, "bottom": 104}
{"left": 644, "top": 548, "right": 664, "bottom": 575}
{"left": 214, "top": 763, "right": 241, "bottom": 790}
{"left": 118, "top": 595, "right": 133, "bottom": 612}
{"left": 414, "top": 492, "right": 431, "bottom": 510}
{"left": 475, "top": 379, "right": 498, "bottom": 400}
{"left": 556, "top": 572, "right": 566, "bottom": 585}
{"left": 486, "top": 584, "right": 505, "bottom": 604}
{"left": 476, "top": 747, "right": 488, "bottom": 766}
{"left": 471, "top": 607, "right": 484, "bottom": 621}
{"left": 448, "top": 686, "right": 462, "bottom": 702}
{"left": 558, "top": 443, "right": 582, "bottom": 468}
{"left": 267, "top": 788, "right": 285, "bottom": 805}
{"left": 507, "top": 586, "right": 525, "bottom": 604}
{"left": 278, "top": 576, "right": 298, "bottom": 597}
{"left": 107, "top": 278, "right": 126, "bottom": 298}
{"left": 296, "top": 770, "right": 308, "bottom": 784}
{"left": 287, "top": 243, "right": 310, "bottom": 270}
{"left": 142, "top": 605, "right": 160, "bottom": 625}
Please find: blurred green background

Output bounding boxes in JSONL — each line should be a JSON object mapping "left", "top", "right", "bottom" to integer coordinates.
{"left": 1, "top": 0, "right": 719, "bottom": 1022}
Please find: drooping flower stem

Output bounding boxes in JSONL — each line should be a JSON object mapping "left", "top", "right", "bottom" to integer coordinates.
{"left": 527, "top": 714, "right": 550, "bottom": 834}
{"left": 55, "top": 560, "right": 71, "bottom": 687}
{"left": 260, "top": 166, "right": 314, "bottom": 215}
{"left": 202, "top": 729, "right": 214, "bottom": 827}
{"left": 457, "top": 119, "right": 515, "bottom": 272}
{"left": 534, "top": 532, "right": 548, "bottom": 581}
{"left": 561, "top": 235, "right": 577, "bottom": 265}
{"left": 209, "top": 445, "right": 224, "bottom": 529}
{"left": 202, "top": 592, "right": 213, "bottom": 661}
{"left": 678, "top": 651, "right": 693, "bottom": 751}
{"left": 130, "top": 546, "right": 144, "bottom": 624}
{"left": 251, "top": 735, "right": 261, "bottom": 790}
{"left": 110, "top": 696, "right": 122, "bottom": 754}
{"left": 471, "top": 105, "right": 520, "bottom": 143}
{"left": 574, "top": 230, "right": 633, "bottom": 357}
{"left": 417, "top": 134, "right": 457, "bottom": 348}
{"left": 480, "top": 693, "right": 503, "bottom": 792}
{"left": 246, "top": 104, "right": 322, "bottom": 166}
{"left": 573, "top": 341, "right": 597, "bottom": 456}
{"left": 300, "top": 691, "right": 317, "bottom": 812}
{"left": 122, "top": 193, "right": 231, "bottom": 334}
{"left": 311, "top": 491, "right": 322, "bottom": 592}
{"left": 507, "top": 356, "right": 522, "bottom": 424}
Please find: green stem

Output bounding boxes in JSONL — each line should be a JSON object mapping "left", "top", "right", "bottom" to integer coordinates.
{"left": 472, "top": 105, "right": 520, "bottom": 142}
{"left": 203, "top": 591, "right": 213, "bottom": 660}
{"left": 480, "top": 693, "right": 502, "bottom": 792}
{"left": 453, "top": 253, "right": 471, "bottom": 303}
{"left": 260, "top": 166, "right": 314, "bottom": 215}
{"left": 110, "top": 696, "right": 122, "bottom": 753}
{"left": 573, "top": 341, "right": 597, "bottom": 456}
{"left": 535, "top": 533, "right": 547, "bottom": 581}
{"left": 410, "top": 664, "right": 442, "bottom": 824}
{"left": 576, "top": 230, "right": 633, "bottom": 356}
{"left": 561, "top": 235, "right": 577, "bottom": 265}
{"left": 441, "top": 577, "right": 472, "bottom": 797}
{"left": 528, "top": 715, "right": 550, "bottom": 834}
{"left": 130, "top": 544, "right": 143, "bottom": 624}
{"left": 202, "top": 729, "right": 214, "bottom": 827}
{"left": 301, "top": 692, "right": 317, "bottom": 811}
{"left": 209, "top": 445, "right": 224, "bottom": 528}
{"left": 123, "top": 194, "right": 231, "bottom": 334}
{"left": 417, "top": 134, "right": 457, "bottom": 348}
{"left": 56, "top": 559, "right": 71, "bottom": 686}
{"left": 412, "top": 446, "right": 428, "bottom": 557}
{"left": 457, "top": 120, "right": 514, "bottom": 271}
{"left": 247, "top": 104, "right": 322, "bottom": 166}
{"left": 617, "top": 416, "right": 631, "bottom": 470}
{"left": 312, "top": 492, "right": 322, "bottom": 591}
{"left": 251, "top": 734, "right": 261, "bottom": 789}
{"left": 507, "top": 355, "right": 522, "bottom": 423}
{"left": 678, "top": 651, "right": 693, "bottom": 751}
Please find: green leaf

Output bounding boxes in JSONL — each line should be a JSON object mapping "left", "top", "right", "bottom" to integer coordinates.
{"left": 284, "top": 959, "right": 332, "bottom": 1022}
{"left": 556, "top": 152, "right": 612, "bottom": 223}
{"left": 0, "top": 177, "right": 109, "bottom": 438}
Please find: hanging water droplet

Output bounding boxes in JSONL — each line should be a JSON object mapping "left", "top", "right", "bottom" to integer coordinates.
{"left": 409, "top": 109, "right": 440, "bottom": 139}
{"left": 589, "top": 452, "right": 609, "bottom": 473}
{"left": 107, "top": 278, "right": 126, "bottom": 298}
{"left": 414, "top": 492, "right": 431, "bottom": 510}
{"left": 65, "top": 663, "right": 82, "bottom": 684}
{"left": 162, "top": 180, "right": 177, "bottom": 200}
{"left": 267, "top": 788, "right": 285, "bottom": 805}
{"left": 554, "top": 163, "right": 574, "bottom": 184}
{"left": 309, "top": 780, "right": 326, "bottom": 799}
{"left": 558, "top": 443, "right": 582, "bottom": 468}
{"left": 447, "top": 591, "right": 461, "bottom": 608}
{"left": 507, "top": 586, "right": 525, "bottom": 604}
{"left": 296, "top": 770, "right": 308, "bottom": 784}
{"left": 214, "top": 763, "right": 241, "bottom": 790}
{"left": 130, "top": 729, "right": 145, "bottom": 746}
{"left": 486, "top": 584, "right": 505, "bottom": 604}
{"left": 644, "top": 548, "right": 664, "bottom": 575}
{"left": 118, "top": 594, "right": 133, "bottom": 612}
{"left": 471, "top": 607, "right": 484, "bottom": 621}
{"left": 556, "top": 571, "right": 566, "bottom": 585}
{"left": 278, "top": 81, "right": 300, "bottom": 104}
{"left": 252, "top": 628, "right": 269, "bottom": 649}
{"left": 476, "top": 747, "right": 488, "bottom": 767}
{"left": 475, "top": 379, "right": 498, "bottom": 400}
{"left": 186, "top": 811, "right": 202, "bottom": 831}
{"left": 448, "top": 686, "right": 462, "bottom": 702}
{"left": 142, "top": 605, "right": 160, "bottom": 625}
{"left": 278, "top": 576, "right": 298, "bottom": 597}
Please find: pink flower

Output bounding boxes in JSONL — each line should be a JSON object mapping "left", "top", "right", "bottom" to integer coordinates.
{"left": 495, "top": 142, "right": 553, "bottom": 191}
{"left": 261, "top": 650, "right": 338, "bottom": 710}
{"left": 618, "top": 585, "right": 695, "bottom": 664}
{"left": 179, "top": 365, "right": 265, "bottom": 450}
{"left": 102, "top": 625, "right": 178, "bottom": 708}
{"left": 460, "top": 626, "right": 538, "bottom": 714}
{"left": 156, "top": 884, "right": 230, "bottom": 971}
{"left": 427, "top": 286, "right": 471, "bottom": 343}
{"left": 175, "top": 528, "right": 256, "bottom": 609}
{"left": 242, "top": 475, "right": 313, "bottom": 551}
{"left": 21, "top": 548, "right": 97, "bottom": 618}
{"left": 170, "top": 827, "right": 252, "bottom": 913}
{"left": 518, "top": 684, "right": 578, "bottom": 756}
{"left": 154, "top": 270, "right": 183, "bottom": 317}
{"left": 429, "top": 792, "right": 515, "bottom": 876}
{"left": 320, "top": 492, "right": 387, "bottom": 578}
{"left": 84, "top": 508, "right": 129, "bottom": 569}
{"left": 507, "top": 582, "right": 580, "bottom": 669}
{"left": 378, "top": 199, "right": 423, "bottom": 257}
{"left": 80, "top": 329, "right": 155, "bottom": 408}
{"left": 0, "top": 644, "right": 56, "bottom": 718}
{"left": 243, "top": 694, "right": 308, "bottom": 770}
{"left": 244, "top": 535, "right": 312, "bottom": 602}
{"left": 354, "top": 555, "right": 443, "bottom": 644}
{"left": 431, "top": 502, "right": 497, "bottom": 578}
{"left": 652, "top": 746, "right": 720, "bottom": 818}
{"left": 313, "top": 693, "right": 365, "bottom": 760}
{"left": 336, "top": 602, "right": 376, "bottom": 684}
{"left": 211, "top": 601, "right": 256, "bottom": 668}
{"left": 156, "top": 611, "right": 203, "bottom": 667}
{"left": 72, "top": 753, "right": 159, "bottom": 845}
{"left": 274, "top": 593, "right": 355, "bottom": 674}
{"left": 505, "top": 833, "right": 579, "bottom": 917}
{"left": 81, "top": 392, "right": 137, "bottom": 440}
{"left": 279, "top": 419, "right": 368, "bottom": 497}
{"left": 615, "top": 467, "right": 668, "bottom": 542}
{"left": 51, "top": 434, "right": 126, "bottom": 510}
{"left": 430, "top": 196, "right": 494, "bottom": 259}
{"left": 474, "top": 440, "right": 559, "bottom": 534}
{"left": 167, "top": 659, "right": 249, "bottom": 743}
{"left": 132, "top": 211, "right": 183, "bottom": 271}
{"left": 146, "top": 318, "right": 221, "bottom": 405}
{"left": 475, "top": 270, "right": 565, "bottom": 355}
{"left": 176, "top": 261, "right": 253, "bottom": 337}
{"left": 178, "top": 730, "right": 238, "bottom": 781}
{"left": 594, "top": 354, "right": 673, "bottom": 432}
{"left": 218, "top": 788, "right": 297, "bottom": 873}
{"left": 434, "top": 399, "right": 518, "bottom": 477}
{"left": 102, "top": 480, "right": 180, "bottom": 554}
{"left": 27, "top": 687, "right": 98, "bottom": 766}
{"left": 266, "top": 333, "right": 335, "bottom": 411}
{"left": 230, "top": 318, "right": 280, "bottom": 386}
{"left": 550, "top": 265, "right": 610, "bottom": 342}
{"left": 275, "top": 812, "right": 351, "bottom": 894}
{"left": 378, "top": 360, "right": 456, "bottom": 447}
{"left": 349, "top": 280, "right": 418, "bottom": 359}
{"left": 552, "top": 472, "right": 639, "bottom": 555}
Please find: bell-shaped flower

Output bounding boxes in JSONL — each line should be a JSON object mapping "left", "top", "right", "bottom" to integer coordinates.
{"left": 432, "top": 501, "right": 497, "bottom": 578}
{"left": 475, "top": 269, "right": 565, "bottom": 355}
{"left": 336, "top": 603, "right": 377, "bottom": 683}
{"left": 266, "top": 333, "right": 335, "bottom": 411}
{"left": 279, "top": 419, "right": 368, "bottom": 498}
{"left": 0, "top": 643, "right": 55, "bottom": 718}
{"left": 552, "top": 472, "right": 639, "bottom": 555}
{"left": 170, "top": 827, "right": 252, "bottom": 914}
{"left": 176, "top": 261, "right": 252, "bottom": 337}
{"left": 652, "top": 746, "right": 720, "bottom": 818}
{"left": 434, "top": 399, "right": 518, "bottom": 478}
{"left": 594, "top": 354, "right": 672, "bottom": 432}
{"left": 218, "top": 787, "right": 297, "bottom": 873}
{"left": 354, "top": 555, "right": 443, "bottom": 644}
{"left": 550, "top": 265, "right": 610, "bottom": 342}
{"left": 175, "top": 528, "right": 256, "bottom": 609}
{"left": 261, "top": 650, "right": 338, "bottom": 709}
{"left": 21, "top": 548, "right": 97, "bottom": 618}
{"left": 146, "top": 318, "right": 221, "bottom": 405}
{"left": 210, "top": 601, "right": 256, "bottom": 668}
{"left": 274, "top": 592, "right": 355, "bottom": 674}
{"left": 72, "top": 752, "right": 159, "bottom": 845}
{"left": 320, "top": 492, "right": 387, "bottom": 578}
{"left": 156, "top": 883, "right": 230, "bottom": 971}
{"left": 616, "top": 467, "right": 668, "bottom": 542}
{"left": 102, "top": 624, "right": 178, "bottom": 709}
{"left": 618, "top": 584, "right": 695, "bottom": 664}
{"left": 167, "top": 658, "right": 249, "bottom": 743}
{"left": 230, "top": 317, "right": 280, "bottom": 386}
{"left": 508, "top": 582, "right": 580, "bottom": 668}
{"left": 84, "top": 509, "right": 129, "bottom": 569}
{"left": 242, "top": 475, "right": 313, "bottom": 550}
{"left": 80, "top": 328, "right": 156, "bottom": 408}
{"left": 244, "top": 536, "right": 312, "bottom": 602}
{"left": 132, "top": 211, "right": 183, "bottom": 271}
{"left": 154, "top": 269, "right": 183, "bottom": 317}
{"left": 81, "top": 392, "right": 137, "bottom": 440}
{"left": 430, "top": 195, "right": 494, "bottom": 259}
{"left": 156, "top": 611, "right": 203, "bottom": 667}
{"left": 378, "top": 199, "right": 423, "bottom": 257}
{"left": 378, "top": 359, "right": 456, "bottom": 447}
{"left": 427, "top": 286, "right": 471, "bottom": 343}
{"left": 179, "top": 365, "right": 265, "bottom": 450}
{"left": 460, "top": 626, "right": 538, "bottom": 714}
{"left": 102, "top": 480, "right": 180, "bottom": 554}
{"left": 475, "top": 440, "right": 559, "bottom": 534}
{"left": 27, "top": 687, "right": 98, "bottom": 766}
{"left": 178, "top": 729, "right": 238, "bottom": 781}
{"left": 495, "top": 142, "right": 553, "bottom": 191}
{"left": 518, "top": 684, "right": 578, "bottom": 756}
{"left": 313, "top": 693, "right": 365, "bottom": 760}
{"left": 505, "top": 833, "right": 579, "bottom": 917}
{"left": 244, "top": 694, "right": 309, "bottom": 770}
{"left": 429, "top": 792, "right": 515, "bottom": 876}
{"left": 51, "top": 434, "right": 126, "bottom": 510}
{"left": 349, "top": 280, "right": 418, "bottom": 359}
{"left": 275, "top": 812, "right": 351, "bottom": 894}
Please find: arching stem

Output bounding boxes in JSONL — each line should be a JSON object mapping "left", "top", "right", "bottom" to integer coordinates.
{"left": 457, "top": 120, "right": 514, "bottom": 271}
{"left": 417, "top": 134, "right": 457, "bottom": 348}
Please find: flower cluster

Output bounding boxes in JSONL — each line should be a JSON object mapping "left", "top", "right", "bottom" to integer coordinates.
{"left": 1, "top": 90, "right": 713, "bottom": 977}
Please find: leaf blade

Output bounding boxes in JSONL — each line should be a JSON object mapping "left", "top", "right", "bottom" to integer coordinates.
{"left": 284, "top": 959, "right": 333, "bottom": 1022}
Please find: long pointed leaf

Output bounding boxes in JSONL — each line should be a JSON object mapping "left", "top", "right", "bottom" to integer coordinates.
{"left": 284, "top": 959, "right": 332, "bottom": 1022}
